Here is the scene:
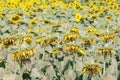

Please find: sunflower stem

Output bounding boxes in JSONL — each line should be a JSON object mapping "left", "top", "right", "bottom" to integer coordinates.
{"left": 42, "top": 48, "right": 45, "bottom": 61}
{"left": 103, "top": 61, "right": 106, "bottom": 77}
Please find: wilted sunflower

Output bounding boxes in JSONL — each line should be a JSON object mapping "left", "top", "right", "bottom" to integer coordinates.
{"left": 85, "top": 28, "right": 97, "bottom": 34}
{"left": 99, "top": 33, "right": 116, "bottom": 41}
{"left": 36, "top": 6, "right": 44, "bottom": 12}
{"left": 27, "top": 29, "right": 37, "bottom": 35}
{"left": 64, "top": 34, "right": 78, "bottom": 43}
{"left": 74, "top": 4, "right": 83, "bottom": 10}
{"left": 17, "top": 12, "right": 23, "bottom": 16}
{"left": 44, "top": 20, "right": 51, "bottom": 24}
{"left": 0, "top": 13, "right": 6, "bottom": 19}
{"left": 52, "top": 47, "right": 63, "bottom": 55}
{"left": 114, "top": 28, "right": 120, "bottom": 33}
{"left": 75, "top": 13, "right": 82, "bottom": 22}
{"left": 30, "top": 19, "right": 40, "bottom": 26}
{"left": 91, "top": 14, "right": 98, "bottom": 20}
{"left": 52, "top": 49, "right": 59, "bottom": 55}
{"left": 83, "top": 65, "right": 100, "bottom": 75}
{"left": 36, "top": 36, "right": 46, "bottom": 44}
{"left": 82, "top": 39, "right": 95, "bottom": 47}
{"left": 1, "top": 38, "right": 16, "bottom": 48}
{"left": 12, "top": 49, "right": 35, "bottom": 62}
{"left": 105, "top": 16, "right": 112, "bottom": 20}
{"left": 9, "top": 15, "right": 22, "bottom": 24}
{"left": 70, "top": 27, "right": 80, "bottom": 35}
{"left": 51, "top": 23, "right": 62, "bottom": 28}
{"left": 19, "top": 36, "right": 33, "bottom": 45}
{"left": 97, "top": 48, "right": 115, "bottom": 57}
{"left": 51, "top": 6, "right": 56, "bottom": 10}
{"left": 66, "top": 45, "right": 86, "bottom": 56}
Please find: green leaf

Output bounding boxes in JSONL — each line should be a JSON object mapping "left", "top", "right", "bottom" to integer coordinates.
{"left": 76, "top": 74, "right": 83, "bottom": 80}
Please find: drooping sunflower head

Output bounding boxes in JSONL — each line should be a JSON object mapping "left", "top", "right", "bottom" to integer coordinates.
{"left": 16, "top": 12, "right": 23, "bottom": 16}
{"left": 27, "top": 29, "right": 37, "bottom": 35}
{"left": 12, "top": 48, "right": 35, "bottom": 62}
{"left": 105, "top": 16, "right": 112, "bottom": 20}
{"left": 83, "top": 65, "right": 100, "bottom": 75}
{"left": 36, "top": 36, "right": 46, "bottom": 44}
{"left": 97, "top": 48, "right": 115, "bottom": 57}
{"left": 70, "top": 27, "right": 80, "bottom": 35}
{"left": 50, "top": 37, "right": 59, "bottom": 45}
{"left": 74, "top": 3, "right": 83, "bottom": 10}
{"left": 51, "top": 23, "right": 62, "bottom": 28}
{"left": 64, "top": 34, "right": 78, "bottom": 43}
{"left": 9, "top": 15, "right": 22, "bottom": 24}
{"left": 30, "top": 19, "right": 40, "bottom": 26}
{"left": 91, "top": 14, "right": 98, "bottom": 20}
{"left": 1, "top": 38, "right": 16, "bottom": 48}
{"left": 44, "top": 19, "right": 51, "bottom": 24}
{"left": 24, "top": 36, "right": 33, "bottom": 45}
{"left": 65, "top": 45, "right": 86, "bottom": 56}
{"left": 0, "top": 13, "right": 6, "bottom": 19}
{"left": 52, "top": 49, "right": 59, "bottom": 55}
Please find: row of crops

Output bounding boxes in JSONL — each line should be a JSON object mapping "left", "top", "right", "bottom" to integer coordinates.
{"left": 0, "top": 0, "right": 120, "bottom": 80}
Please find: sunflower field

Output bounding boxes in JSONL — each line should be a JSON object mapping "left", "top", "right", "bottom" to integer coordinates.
{"left": 0, "top": 0, "right": 120, "bottom": 80}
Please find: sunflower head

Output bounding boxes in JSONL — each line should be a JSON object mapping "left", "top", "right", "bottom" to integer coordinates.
{"left": 105, "top": 16, "right": 112, "bottom": 20}
{"left": 0, "top": 13, "right": 6, "bottom": 19}
{"left": 75, "top": 13, "right": 82, "bottom": 22}
{"left": 52, "top": 49, "right": 59, "bottom": 55}
{"left": 91, "top": 14, "right": 98, "bottom": 20}
{"left": 44, "top": 20, "right": 51, "bottom": 24}
{"left": 9, "top": 15, "right": 22, "bottom": 24}
{"left": 83, "top": 65, "right": 100, "bottom": 75}
{"left": 30, "top": 19, "right": 40, "bottom": 26}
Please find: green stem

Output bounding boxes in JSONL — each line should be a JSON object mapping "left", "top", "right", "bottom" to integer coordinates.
{"left": 103, "top": 61, "right": 106, "bottom": 77}
{"left": 73, "top": 54, "right": 76, "bottom": 70}
{"left": 91, "top": 77, "right": 94, "bottom": 80}
{"left": 42, "top": 48, "right": 45, "bottom": 61}
{"left": 88, "top": 74, "right": 92, "bottom": 80}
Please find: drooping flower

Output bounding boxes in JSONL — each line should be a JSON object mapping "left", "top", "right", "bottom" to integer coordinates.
{"left": 105, "top": 16, "right": 112, "bottom": 20}
{"left": 19, "top": 36, "right": 33, "bottom": 45}
{"left": 97, "top": 48, "right": 115, "bottom": 57}
{"left": 91, "top": 14, "right": 98, "bottom": 20}
{"left": 0, "top": 12, "right": 6, "bottom": 19}
{"left": 66, "top": 45, "right": 86, "bottom": 56}
{"left": 82, "top": 39, "right": 95, "bottom": 47}
{"left": 83, "top": 65, "right": 100, "bottom": 75}
{"left": 12, "top": 49, "right": 35, "bottom": 62}
{"left": 51, "top": 49, "right": 59, "bottom": 55}
{"left": 44, "top": 19, "right": 51, "bottom": 24}
{"left": 70, "top": 27, "right": 80, "bottom": 35}
{"left": 1, "top": 38, "right": 16, "bottom": 48}
{"left": 30, "top": 19, "right": 40, "bottom": 26}
{"left": 99, "top": 33, "right": 116, "bottom": 41}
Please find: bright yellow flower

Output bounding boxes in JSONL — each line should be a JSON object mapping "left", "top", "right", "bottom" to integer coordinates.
{"left": 9, "top": 15, "right": 22, "bottom": 24}
{"left": 75, "top": 13, "right": 82, "bottom": 22}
